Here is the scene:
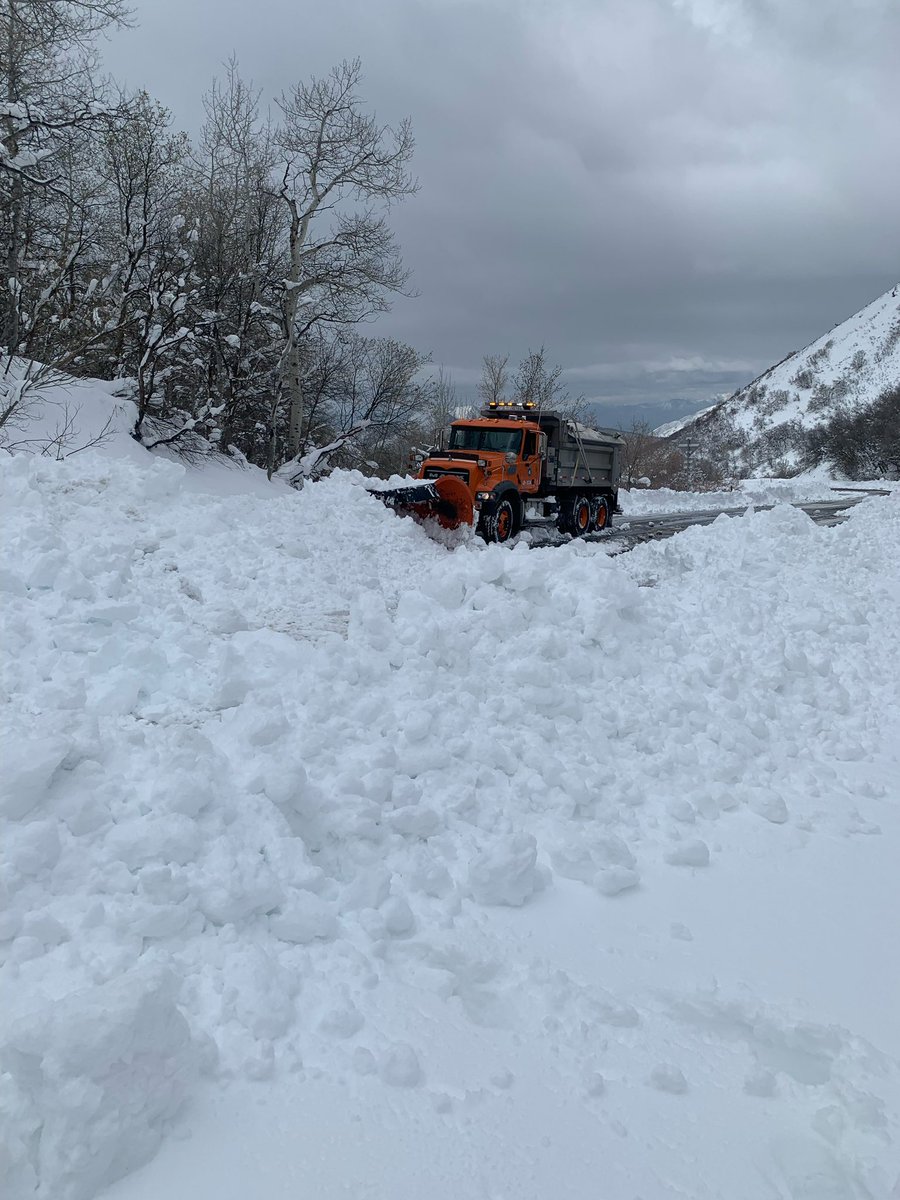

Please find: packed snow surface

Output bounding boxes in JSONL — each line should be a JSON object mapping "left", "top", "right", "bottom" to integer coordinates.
{"left": 2, "top": 398, "right": 900, "bottom": 1199}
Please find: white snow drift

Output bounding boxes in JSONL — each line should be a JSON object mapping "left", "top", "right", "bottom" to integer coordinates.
{"left": 1, "top": 389, "right": 899, "bottom": 1200}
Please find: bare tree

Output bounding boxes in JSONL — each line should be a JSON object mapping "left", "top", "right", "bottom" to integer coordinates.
{"left": 618, "top": 419, "right": 686, "bottom": 489}
{"left": 90, "top": 92, "right": 198, "bottom": 435}
{"left": 272, "top": 58, "right": 417, "bottom": 467}
{"left": 188, "top": 61, "right": 285, "bottom": 456}
{"left": 1, "top": 44, "right": 429, "bottom": 481}
{"left": 417, "top": 365, "right": 460, "bottom": 446}
{"left": 512, "top": 346, "right": 588, "bottom": 420}
{"left": 478, "top": 353, "right": 509, "bottom": 407}
{"left": 1, "top": 0, "right": 133, "bottom": 352}
{"left": 620, "top": 419, "right": 657, "bottom": 487}
{"left": 277, "top": 332, "right": 429, "bottom": 483}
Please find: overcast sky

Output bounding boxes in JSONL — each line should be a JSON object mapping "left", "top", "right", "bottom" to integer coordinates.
{"left": 104, "top": 0, "right": 899, "bottom": 414}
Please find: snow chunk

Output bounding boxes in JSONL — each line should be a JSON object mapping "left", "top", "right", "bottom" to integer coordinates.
{"left": 550, "top": 834, "right": 639, "bottom": 896}
{"left": 649, "top": 1064, "right": 688, "bottom": 1094}
{"left": 269, "top": 894, "right": 337, "bottom": 944}
{"left": 0, "top": 735, "right": 69, "bottom": 819}
{"left": 468, "top": 834, "right": 543, "bottom": 906}
{"left": 751, "top": 792, "right": 790, "bottom": 824}
{"left": 595, "top": 866, "right": 641, "bottom": 896}
{"left": 744, "top": 1068, "right": 777, "bottom": 1097}
{"left": 665, "top": 839, "right": 711, "bottom": 868}
{"left": 0, "top": 970, "right": 200, "bottom": 1200}
{"left": 378, "top": 1043, "right": 423, "bottom": 1088}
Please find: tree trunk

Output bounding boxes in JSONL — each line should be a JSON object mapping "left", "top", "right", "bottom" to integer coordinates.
{"left": 280, "top": 200, "right": 312, "bottom": 463}
{"left": 286, "top": 337, "right": 304, "bottom": 458}
{"left": 266, "top": 391, "right": 279, "bottom": 479}
{"left": 2, "top": 0, "right": 22, "bottom": 351}
{"left": 3, "top": 172, "right": 23, "bottom": 350}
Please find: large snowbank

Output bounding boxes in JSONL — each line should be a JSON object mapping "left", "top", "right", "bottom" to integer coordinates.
{"left": 2, "top": 396, "right": 900, "bottom": 1198}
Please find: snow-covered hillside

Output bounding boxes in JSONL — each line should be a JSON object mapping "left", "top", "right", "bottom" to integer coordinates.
{"left": 2, "top": 379, "right": 900, "bottom": 1200}
{"left": 672, "top": 285, "right": 900, "bottom": 472}
{"left": 653, "top": 401, "right": 718, "bottom": 439}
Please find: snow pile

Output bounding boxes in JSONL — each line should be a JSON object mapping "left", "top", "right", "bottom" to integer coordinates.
{"left": 2, "top": 432, "right": 900, "bottom": 1200}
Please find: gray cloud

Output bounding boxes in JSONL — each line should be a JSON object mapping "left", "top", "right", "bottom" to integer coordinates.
{"left": 104, "top": 0, "right": 899, "bottom": 414}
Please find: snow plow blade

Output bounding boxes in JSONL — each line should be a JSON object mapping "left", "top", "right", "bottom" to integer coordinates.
{"left": 371, "top": 474, "right": 474, "bottom": 531}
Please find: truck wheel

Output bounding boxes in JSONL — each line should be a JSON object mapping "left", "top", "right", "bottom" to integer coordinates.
{"left": 491, "top": 497, "right": 517, "bottom": 543}
{"left": 480, "top": 495, "right": 518, "bottom": 543}
{"left": 592, "top": 496, "right": 610, "bottom": 532}
{"left": 571, "top": 496, "right": 592, "bottom": 537}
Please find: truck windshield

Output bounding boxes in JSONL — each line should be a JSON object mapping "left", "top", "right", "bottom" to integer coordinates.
{"left": 449, "top": 426, "right": 522, "bottom": 454}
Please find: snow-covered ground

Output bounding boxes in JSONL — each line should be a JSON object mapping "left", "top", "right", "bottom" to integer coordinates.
{"left": 2, "top": 379, "right": 900, "bottom": 1200}
{"left": 617, "top": 474, "right": 895, "bottom": 516}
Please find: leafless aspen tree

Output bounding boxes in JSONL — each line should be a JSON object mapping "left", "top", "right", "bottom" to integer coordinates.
{"left": 190, "top": 62, "right": 284, "bottom": 455}
{"left": 273, "top": 58, "right": 417, "bottom": 469}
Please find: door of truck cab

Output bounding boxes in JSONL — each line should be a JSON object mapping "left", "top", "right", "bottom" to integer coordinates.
{"left": 518, "top": 427, "right": 544, "bottom": 493}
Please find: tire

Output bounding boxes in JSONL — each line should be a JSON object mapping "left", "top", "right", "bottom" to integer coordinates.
{"left": 482, "top": 495, "right": 518, "bottom": 543}
{"left": 592, "top": 496, "right": 611, "bottom": 533}
{"left": 569, "top": 495, "right": 592, "bottom": 537}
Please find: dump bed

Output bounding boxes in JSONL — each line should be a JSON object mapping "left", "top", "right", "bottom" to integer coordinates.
{"left": 539, "top": 413, "right": 624, "bottom": 490}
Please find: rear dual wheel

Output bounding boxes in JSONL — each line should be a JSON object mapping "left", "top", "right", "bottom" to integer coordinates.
{"left": 572, "top": 496, "right": 592, "bottom": 536}
{"left": 560, "top": 495, "right": 611, "bottom": 537}
{"left": 592, "top": 496, "right": 610, "bottom": 532}
{"left": 559, "top": 495, "right": 591, "bottom": 537}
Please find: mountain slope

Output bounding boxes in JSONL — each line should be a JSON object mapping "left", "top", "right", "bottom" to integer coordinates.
{"left": 674, "top": 284, "right": 900, "bottom": 474}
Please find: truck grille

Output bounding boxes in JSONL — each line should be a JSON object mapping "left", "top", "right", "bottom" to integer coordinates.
{"left": 423, "top": 467, "right": 470, "bottom": 483}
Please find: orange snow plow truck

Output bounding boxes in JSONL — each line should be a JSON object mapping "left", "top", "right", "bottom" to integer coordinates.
{"left": 374, "top": 401, "right": 625, "bottom": 543}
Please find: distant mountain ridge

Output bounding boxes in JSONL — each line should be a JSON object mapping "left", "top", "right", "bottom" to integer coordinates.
{"left": 666, "top": 284, "right": 900, "bottom": 475}
{"left": 589, "top": 396, "right": 713, "bottom": 432}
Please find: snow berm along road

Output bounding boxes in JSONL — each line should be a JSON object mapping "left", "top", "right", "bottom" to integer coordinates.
{"left": 1, "top": 379, "right": 899, "bottom": 1200}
